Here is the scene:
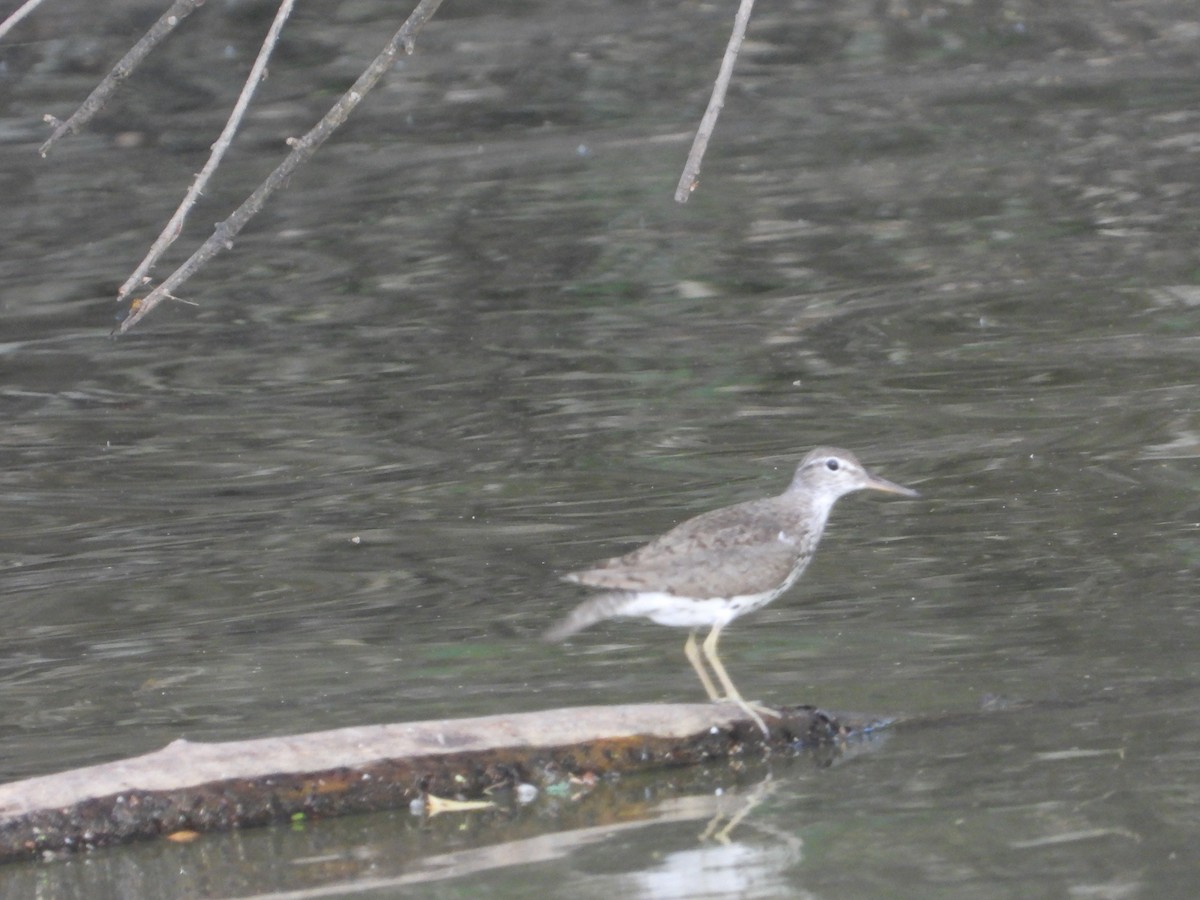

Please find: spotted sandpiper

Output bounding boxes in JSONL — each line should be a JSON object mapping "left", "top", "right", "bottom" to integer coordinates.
{"left": 545, "top": 447, "right": 918, "bottom": 735}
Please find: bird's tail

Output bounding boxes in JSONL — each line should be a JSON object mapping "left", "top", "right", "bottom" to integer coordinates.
{"left": 544, "top": 592, "right": 633, "bottom": 642}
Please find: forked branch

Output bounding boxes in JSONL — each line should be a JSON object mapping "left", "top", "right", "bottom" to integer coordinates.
{"left": 116, "top": 0, "right": 295, "bottom": 306}
{"left": 116, "top": 0, "right": 446, "bottom": 333}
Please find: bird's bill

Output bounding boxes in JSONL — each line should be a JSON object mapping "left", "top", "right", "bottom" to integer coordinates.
{"left": 863, "top": 473, "right": 920, "bottom": 497}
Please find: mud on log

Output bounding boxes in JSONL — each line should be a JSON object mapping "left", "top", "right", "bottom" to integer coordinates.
{"left": 0, "top": 703, "right": 885, "bottom": 862}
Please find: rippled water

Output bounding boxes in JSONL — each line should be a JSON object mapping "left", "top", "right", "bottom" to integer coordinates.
{"left": 1, "top": 0, "right": 1198, "bottom": 896}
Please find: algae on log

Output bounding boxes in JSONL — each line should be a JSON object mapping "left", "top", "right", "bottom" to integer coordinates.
{"left": 0, "top": 702, "right": 886, "bottom": 862}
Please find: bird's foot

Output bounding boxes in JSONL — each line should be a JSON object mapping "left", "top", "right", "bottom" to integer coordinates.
{"left": 713, "top": 697, "right": 779, "bottom": 737}
{"left": 746, "top": 700, "right": 780, "bottom": 719}
{"left": 714, "top": 696, "right": 779, "bottom": 718}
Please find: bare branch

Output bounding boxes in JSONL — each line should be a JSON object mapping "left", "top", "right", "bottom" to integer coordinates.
{"left": 116, "top": 0, "right": 447, "bottom": 334}
{"left": 38, "top": 0, "right": 205, "bottom": 157}
{"left": 116, "top": 0, "right": 295, "bottom": 305}
{"left": 0, "top": 0, "right": 48, "bottom": 42}
{"left": 674, "top": 0, "right": 757, "bottom": 203}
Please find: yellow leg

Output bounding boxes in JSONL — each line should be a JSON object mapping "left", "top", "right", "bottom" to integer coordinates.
{"left": 684, "top": 629, "right": 722, "bottom": 701}
{"left": 701, "top": 624, "right": 778, "bottom": 736}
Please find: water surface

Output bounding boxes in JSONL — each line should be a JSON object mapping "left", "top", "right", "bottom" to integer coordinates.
{"left": 0, "top": 0, "right": 1197, "bottom": 896}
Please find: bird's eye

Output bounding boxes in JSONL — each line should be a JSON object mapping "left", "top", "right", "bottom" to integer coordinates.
{"left": 826, "top": 458, "right": 839, "bottom": 471}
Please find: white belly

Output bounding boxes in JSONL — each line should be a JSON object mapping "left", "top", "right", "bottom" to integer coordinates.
{"left": 621, "top": 589, "right": 784, "bottom": 629}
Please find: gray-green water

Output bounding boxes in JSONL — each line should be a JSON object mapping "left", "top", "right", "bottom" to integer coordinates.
{"left": 1, "top": 0, "right": 1197, "bottom": 896}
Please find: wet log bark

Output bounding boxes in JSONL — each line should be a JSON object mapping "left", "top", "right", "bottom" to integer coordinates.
{"left": 0, "top": 702, "right": 885, "bottom": 863}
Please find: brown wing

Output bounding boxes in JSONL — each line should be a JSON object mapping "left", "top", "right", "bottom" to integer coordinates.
{"left": 565, "top": 496, "right": 814, "bottom": 598}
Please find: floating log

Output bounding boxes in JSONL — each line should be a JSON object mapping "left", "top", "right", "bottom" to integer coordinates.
{"left": 0, "top": 703, "right": 886, "bottom": 863}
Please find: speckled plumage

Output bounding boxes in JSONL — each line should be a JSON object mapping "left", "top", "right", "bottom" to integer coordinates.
{"left": 565, "top": 494, "right": 826, "bottom": 602}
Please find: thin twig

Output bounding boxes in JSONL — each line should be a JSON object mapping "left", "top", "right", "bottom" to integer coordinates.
{"left": 116, "top": 0, "right": 295, "bottom": 306}
{"left": 674, "top": 0, "right": 756, "bottom": 204}
{"left": 116, "top": 0, "right": 447, "bottom": 334}
{"left": 39, "top": 0, "right": 205, "bottom": 157}
{"left": 0, "top": 0, "right": 48, "bottom": 42}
